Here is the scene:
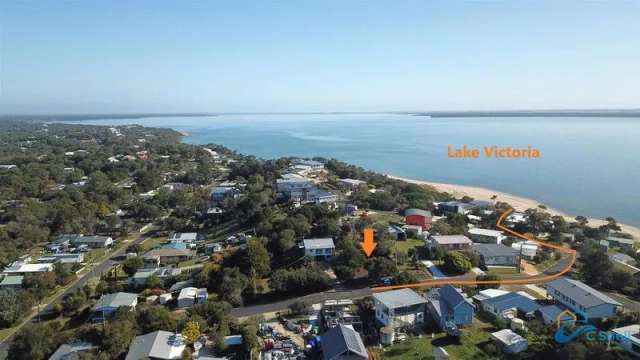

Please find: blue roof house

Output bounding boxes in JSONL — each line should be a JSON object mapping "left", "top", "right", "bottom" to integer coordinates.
{"left": 427, "top": 285, "right": 475, "bottom": 331}
{"left": 480, "top": 292, "right": 541, "bottom": 319}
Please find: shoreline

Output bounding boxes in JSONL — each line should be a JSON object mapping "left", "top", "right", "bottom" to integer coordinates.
{"left": 387, "top": 175, "right": 640, "bottom": 240}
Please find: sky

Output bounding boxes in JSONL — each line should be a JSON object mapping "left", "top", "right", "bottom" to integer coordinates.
{"left": 0, "top": 1, "right": 639, "bottom": 114}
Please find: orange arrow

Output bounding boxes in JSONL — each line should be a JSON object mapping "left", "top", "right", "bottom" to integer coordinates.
{"left": 362, "top": 228, "right": 376, "bottom": 257}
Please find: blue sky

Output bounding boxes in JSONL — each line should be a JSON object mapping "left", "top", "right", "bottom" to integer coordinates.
{"left": 1, "top": 1, "right": 638, "bottom": 113}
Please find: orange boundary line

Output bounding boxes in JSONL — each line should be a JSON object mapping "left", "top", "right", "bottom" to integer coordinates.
{"left": 370, "top": 208, "right": 577, "bottom": 292}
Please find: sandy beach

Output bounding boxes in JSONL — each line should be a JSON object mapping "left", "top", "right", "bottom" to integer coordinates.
{"left": 388, "top": 175, "right": 640, "bottom": 240}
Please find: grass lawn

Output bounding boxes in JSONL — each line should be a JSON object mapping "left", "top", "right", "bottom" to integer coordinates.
{"left": 177, "top": 258, "right": 201, "bottom": 268}
{"left": 501, "top": 284, "right": 546, "bottom": 299}
{"left": 381, "top": 319, "right": 499, "bottom": 360}
{"left": 0, "top": 327, "right": 13, "bottom": 343}
{"left": 369, "top": 211, "right": 403, "bottom": 225}
{"left": 532, "top": 253, "right": 563, "bottom": 273}
{"left": 613, "top": 261, "right": 639, "bottom": 274}
{"left": 485, "top": 267, "right": 520, "bottom": 276}
{"left": 394, "top": 238, "right": 424, "bottom": 254}
{"left": 140, "top": 236, "right": 168, "bottom": 252}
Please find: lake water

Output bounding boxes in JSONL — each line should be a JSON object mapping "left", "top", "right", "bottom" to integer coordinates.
{"left": 68, "top": 114, "right": 640, "bottom": 226}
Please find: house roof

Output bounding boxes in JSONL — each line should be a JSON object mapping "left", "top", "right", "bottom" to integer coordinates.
{"left": 145, "top": 248, "right": 194, "bottom": 258}
{"left": 469, "top": 228, "right": 504, "bottom": 237}
{"left": 373, "top": 288, "right": 427, "bottom": 309}
{"left": 125, "top": 331, "right": 186, "bottom": 360}
{"left": 0, "top": 275, "right": 23, "bottom": 286}
{"left": 321, "top": 324, "right": 368, "bottom": 360}
{"left": 473, "top": 243, "right": 519, "bottom": 258}
{"left": 472, "top": 289, "right": 509, "bottom": 302}
{"left": 432, "top": 235, "right": 472, "bottom": 246}
{"left": 607, "top": 237, "right": 635, "bottom": 245}
{"left": 3, "top": 263, "right": 54, "bottom": 274}
{"left": 491, "top": 329, "right": 527, "bottom": 346}
{"left": 49, "top": 342, "right": 96, "bottom": 360}
{"left": 612, "top": 324, "right": 640, "bottom": 344}
{"left": 428, "top": 285, "right": 473, "bottom": 319}
{"left": 73, "top": 236, "right": 112, "bottom": 244}
{"left": 481, "top": 292, "right": 541, "bottom": 314}
{"left": 547, "top": 277, "right": 621, "bottom": 309}
{"left": 168, "top": 232, "right": 198, "bottom": 242}
{"left": 405, "top": 208, "right": 431, "bottom": 218}
{"left": 94, "top": 292, "right": 138, "bottom": 310}
{"left": 303, "top": 238, "right": 335, "bottom": 250}
{"left": 538, "top": 305, "right": 575, "bottom": 321}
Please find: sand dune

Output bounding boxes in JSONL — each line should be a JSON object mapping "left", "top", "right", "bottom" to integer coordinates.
{"left": 388, "top": 175, "right": 640, "bottom": 239}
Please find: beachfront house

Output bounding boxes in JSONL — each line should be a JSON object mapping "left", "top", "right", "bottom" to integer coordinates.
{"left": 606, "top": 236, "right": 636, "bottom": 251}
{"left": 373, "top": 289, "right": 428, "bottom": 329}
{"left": 473, "top": 243, "right": 520, "bottom": 267}
{"left": 303, "top": 238, "right": 335, "bottom": 261}
{"left": 426, "top": 285, "right": 475, "bottom": 331}
{"left": 546, "top": 277, "right": 621, "bottom": 319}
{"left": 338, "top": 178, "right": 367, "bottom": 190}
{"left": 321, "top": 324, "right": 368, "bottom": 360}
{"left": 430, "top": 235, "right": 472, "bottom": 251}
{"left": 469, "top": 228, "right": 507, "bottom": 244}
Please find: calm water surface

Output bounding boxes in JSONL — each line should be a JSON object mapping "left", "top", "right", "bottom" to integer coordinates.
{"left": 67, "top": 114, "right": 640, "bottom": 226}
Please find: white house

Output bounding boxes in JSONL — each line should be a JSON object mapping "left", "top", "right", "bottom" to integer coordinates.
{"left": 546, "top": 277, "right": 621, "bottom": 319}
{"left": 373, "top": 289, "right": 428, "bottom": 329}
{"left": 468, "top": 228, "right": 507, "bottom": 244}
{"left": 491, "top": 329, "right": 528, "bottom": 354}
{"left": 2, "top": 262, "right": 54, "bottom": 275}
{"left": 303, "top": 238, "right": 335, "bottom": 261}
{"left": 609, "top": 324, "right": 640, "bottom": 358}
{"left": 511, "top": 241, "right": 538, "bottom": 259}
{"left": 92, "top": 292, "right": 138, "bottom": 322}
{"left": 125, "top": 331, "right": 185, "bottom": 360}
{"left": 168, "top": 232, "right": 198, "bottom": 243}
{"left": 177, "top": 287, "right": 208, "bottom": 308}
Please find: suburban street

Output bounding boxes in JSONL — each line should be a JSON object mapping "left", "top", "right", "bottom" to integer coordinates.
{"left": 0, "top": 232, "right": 150, "bottom": 359}
{"left": 231, "top": 286, "right": 372, "bottom": 318}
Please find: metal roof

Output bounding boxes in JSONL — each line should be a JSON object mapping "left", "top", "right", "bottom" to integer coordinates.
{"left": 0, "top": 275, "right": 23, "bottom": 286}
{"left": 432, "top": 235, "right": 472, "bottom": 245}
{"left": 373, "top": 288, "right": 427, "bottom": 309}
{"left": 321, "top": 324, "right": 368, "bottom": 360}
{"left": 491, "top": 329, "right": 527, "bottom": 346}
{"left": 473, "top": 243, "right": 519, "bottom": 258}
{"left": 481, "top": 292, "right": 541, "bottom": 314}
{"left": 125, "top": 331, "right": 185, "bottom": 360}
{"left": 405, "top": 208, "right": 431, "bottom": 218}
{"left": 303, "top": 238, "right": 335, "bottom": 250}
{"left": 546, "top": 277, "right": 621, "bottom": 309}
{"left": 469, "top": 228, "right": 504, "bottom": 237}
{"left": 94, "top": 292, "right": 138, "bottom": 310}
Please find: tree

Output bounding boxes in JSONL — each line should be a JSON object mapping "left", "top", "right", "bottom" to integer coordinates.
{"left": 145, "top": 273, "right": 163, "bottom": 289}
{"left": 0, "top": 289, "right": 32, "bottom": 328}
{"left": 182, "top": 320, "right": 201, "bottom": 345}
{"left": 8, "top": 322, "right": 59, "bottom": 360}
{"left": 101, "top": 318, "right": 137, "bottom": 358}
{"left": 366, "top": 257, "right": 398, "bottom": 281}
{"left": 277, "top": 229, "right": 296, "bottom": 254}
{"left": 443, "top": 251, "right": 472, "bottom": 275}
{"left": 136, "top": 305, "right": 176, "bottom": 333}
{"left": 428, "top": 243, "right": 445, "bottom": 260}
{"left": 332, "top": 242, "right": 366, "bottom": 282}
{"left": 246, "top": 238, "right": 271, "bottom": 278}
{"left": 122, "top": 256, "right": 143, "bottom": 277}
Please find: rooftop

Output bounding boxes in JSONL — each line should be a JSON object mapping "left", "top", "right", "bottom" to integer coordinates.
{"left": 473, "top": 243, "right": 519, "bottom": 257}
{"left": 405, "top": 208, "right": 432, "bottom": 218}
{"left": 94, "top": 292, "right": 138, "bottom": 310}
{"left": 469, "top": 228, "right": 504, "bottom": 237}
{"left": 321, "top": 324, "right": 368, "bottom": 360}
{"left": 125, "top": 331, "right": 185, "bottom": 360}
{"left": 481, "top": 292, "right": 541, "bottom": 314}
{"left": 303, "top": 238, "right": 335, "bottom": 250}
{"left": 491, "top": 329, "right": 527, "bottom": 346}
{"left": 547, "top": 277, "right": 621, "bottom": 309}
{"left": 432, "top": 235, "right": 472, "bottom": 246}
{"left": 373, "top": 288, "right": 427, "bottom": 309}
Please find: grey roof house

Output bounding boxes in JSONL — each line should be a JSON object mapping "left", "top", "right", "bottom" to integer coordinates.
{"left": 473, "top": 243, "right": 520, "bottom": 267}
{"left": 546, "top": 277, "right": 621, "bottom": 319}
{"left": 92, "top": 292, "right": 138, "bottom": 322}
{"left": 373, "top": 288, "right": 428, "bottom": 328}
{"left": 321, "top": 324, "right": 368, "bottom": 360}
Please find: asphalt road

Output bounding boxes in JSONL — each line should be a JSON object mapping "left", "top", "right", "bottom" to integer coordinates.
{"left": 0, "top": 233, "right": 149, "bottom": 359}
{"left": 231, "top": 286, "right": 372, "bottom": 318}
